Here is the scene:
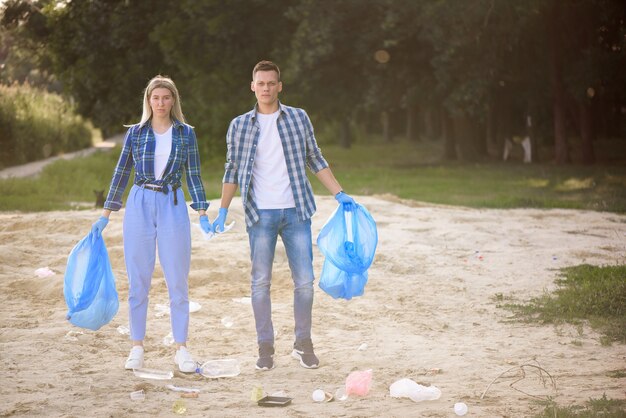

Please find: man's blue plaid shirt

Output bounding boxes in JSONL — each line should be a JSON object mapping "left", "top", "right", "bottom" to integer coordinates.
{"left": 223, "top": 102, "right": 329, "bottom": 227}
{"left": 104, "top": 119, "right": 209, "bottom": 211}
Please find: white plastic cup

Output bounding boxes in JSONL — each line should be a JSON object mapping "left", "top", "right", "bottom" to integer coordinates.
{"left": 454, "top": 402, "right": 468, "bottom": 416}
{"left": 312, "top": 389, "right": 325, "bottom": 402}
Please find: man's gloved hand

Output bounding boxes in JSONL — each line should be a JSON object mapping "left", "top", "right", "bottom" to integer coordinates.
{"left": 199, "top": 215, "right": 214, "bottom": 234}
{"left": 91, "top": 216, "right": 109, "bottom": 238}
{"left": 212, "top": 208, "right": 228, "bottom": 233}
{"left": 335, "top": 191, "right": 355, "bottom": 211}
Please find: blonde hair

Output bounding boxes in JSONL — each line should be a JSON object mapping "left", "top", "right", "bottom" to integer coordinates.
{"left": 136, "top": 75, "right": 186, "bottom": 126}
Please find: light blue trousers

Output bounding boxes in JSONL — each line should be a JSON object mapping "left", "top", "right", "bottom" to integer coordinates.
{"left": 123, "top": 185, "right": 191, "bottom": 343}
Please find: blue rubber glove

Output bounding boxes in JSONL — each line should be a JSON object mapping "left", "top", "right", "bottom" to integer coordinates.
{"left": 335, "top": 191, "right": 355, "bottom": 211}
{"left": 199, "top": 215, "right": 214, "bottom": 234}
{"left": 212, "top": 208, "right": 228, "bottom": 233}
{"left": 91, "top": 216, "right": 109, "bottom": 238}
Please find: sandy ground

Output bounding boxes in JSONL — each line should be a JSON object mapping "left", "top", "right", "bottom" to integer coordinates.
{"left": 0, "top": 195, "right": 624, "bottom": 417}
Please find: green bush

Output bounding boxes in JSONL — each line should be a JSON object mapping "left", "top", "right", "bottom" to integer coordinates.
{"left": 0, "top": 83, "right": 93, "bottom": 169}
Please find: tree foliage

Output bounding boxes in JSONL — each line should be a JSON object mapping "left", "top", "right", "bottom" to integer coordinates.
{"left": 1, "top": 0, "right": 624, "bottom": 163}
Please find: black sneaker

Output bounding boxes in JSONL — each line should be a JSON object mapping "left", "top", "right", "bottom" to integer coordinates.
{"left": 255, "top": 343, "right": 275, "bottom": 371}
{"left": 291, "top": 338, "right": 319, "bottom": 369}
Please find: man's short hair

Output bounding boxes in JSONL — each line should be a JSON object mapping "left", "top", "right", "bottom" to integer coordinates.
{"left": 252, "top": 60, "right": 281, "bottom": 81}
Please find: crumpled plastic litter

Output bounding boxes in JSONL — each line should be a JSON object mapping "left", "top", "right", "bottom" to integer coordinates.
{"left": 345, "top": 369, "right": 373, "bottom": 396}
{"left": 389, "top": 378, "right": 441, "bottom": 402}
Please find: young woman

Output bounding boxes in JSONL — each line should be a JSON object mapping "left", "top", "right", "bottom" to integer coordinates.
{"left": 91, "top": 75, "right": 213, "bottom": 372}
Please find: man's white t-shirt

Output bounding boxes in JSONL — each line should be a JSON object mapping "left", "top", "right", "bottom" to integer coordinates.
{"left": 154, "top": 125, "right": 172, "bottom": 180}
{"left": 252, "top": 111, "right": 295, "bottom": 209}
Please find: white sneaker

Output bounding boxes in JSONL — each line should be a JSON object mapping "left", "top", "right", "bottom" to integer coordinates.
{"left": 125, "top": 346, "right": 144, "bottom": 370}
{"left": 174, "top": 346, "right": 197, "bottom": 373}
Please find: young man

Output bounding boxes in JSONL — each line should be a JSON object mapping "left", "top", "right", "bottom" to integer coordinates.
{"left": 213, "top": 60, "right": 355, "bottom": 370}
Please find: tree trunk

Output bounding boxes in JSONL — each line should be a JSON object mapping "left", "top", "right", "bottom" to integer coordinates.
{"left": 381, "top": 111, "right": 391, "bottom": 142}
{"left": 579, "top": 101, "right": 595, "bottom": 164}
{"left": 442, "top": 110, "right": 457, "bottom": 160}
{"left": 549, "top": 0, "right": 569, "bottom": 164}
{"left": 453, "top": 113, "right": 479, "bottom": 162}
{"left": 406, "top": 105, "right": 418, "bottom": 142}
{"left": 424, "top": 108, "right": 435, "bottom": 140}
{"left": 339, "top": 117, "right": 351, "bottom": 149}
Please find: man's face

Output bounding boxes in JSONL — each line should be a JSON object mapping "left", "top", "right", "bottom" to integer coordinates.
{"left": 251, "top": 70, "right": 282, "bottom": 108}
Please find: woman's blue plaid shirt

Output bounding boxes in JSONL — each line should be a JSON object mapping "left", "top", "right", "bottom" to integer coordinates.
{"left": 104, "top": 119, "right": 209, "bottom": 211}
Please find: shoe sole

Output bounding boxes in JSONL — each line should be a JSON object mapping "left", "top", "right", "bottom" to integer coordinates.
{"left": 291, "top": 350, "right": 319, "bottom": 369}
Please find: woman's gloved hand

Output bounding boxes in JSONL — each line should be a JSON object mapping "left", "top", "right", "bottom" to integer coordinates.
{"left": 199, "top": 215, "right": 214, "bottom": 234}
{"left": 212, "top": 208, "right": 228, "bottom": 233}
{"left": 91, "top": 216, "right": 109, "bottom": 238}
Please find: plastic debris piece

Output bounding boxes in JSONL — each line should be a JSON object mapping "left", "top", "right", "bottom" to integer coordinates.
{"left": 357, "top": 343, "right": 368, "bottom": 351}
{"left": 130, "top": 390, "right": 145, "bottom": 400}
{"left": 166, "top": 385, "right": 201, "bottom": 393}
{"left": 335, "top": 387, "right": 348, "bottom": 401}
{"left": 197, "top": 359, "right": 240, "bottom": 378}
{"left": 389, "top": 378, "right": 441, "bottom": 402}
{"left": 117, "top": 325, "right": 129, "bottom": 335}
{"left": 163, "top": 332, "right": 175, "bottom": 346}
{"left": 180, "top": 392, "right": 198, "bottom": 399}
{"left": 221, "top": 316, "right": 234, "bottom": 328}
{"left": 312, "top": 389, "right": 325, "bottom": 402}
{"left": 35, "top": 267, "right": 55, "bottom": 278}
{"left": 195, "top": 221, "right": 235, "bottom": 241}
{"left": 133, "top": 368, "right": 174, "bottom": 380}
{"left": 345, "top": 369, "right": 372, "bottom": 396}
{"left": 454, "top": 402, "right": 468, "bottom": 416}
{"left": 65, "top": 330, "right": 84, "bottom": 341}
{"left": 172, "top": 399, "right": 186, "bottom": 414}
{"left": 232, "top": 297, "right": 252, "bottom": 305}
{"left": 189, "top": 301, "right": 201, "bottom": 313}
{"left": 251, "top": 385, "right": 264, "bottom": 402}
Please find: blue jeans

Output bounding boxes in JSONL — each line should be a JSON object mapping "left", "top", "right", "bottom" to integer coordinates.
{"left": 247, "top": 208, "right": 315, "bottom": 345}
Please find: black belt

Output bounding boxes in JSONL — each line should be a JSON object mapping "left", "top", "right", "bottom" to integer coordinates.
{"left": 141, "top": 183, "right": 179, "bottom": 205}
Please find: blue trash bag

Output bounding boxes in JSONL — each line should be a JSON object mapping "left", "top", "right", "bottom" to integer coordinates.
{"left": 63, "top": 232, "right": 119, "bottom": 331}
{"left": 317, "top": 203, "right": 378, "bottom": 300}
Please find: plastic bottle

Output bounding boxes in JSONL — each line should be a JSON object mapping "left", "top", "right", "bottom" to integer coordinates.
{"left": 133, "top": 368, "right": 174, "bottom": 380}
{"left": 197, "top": 359, "right": 240, "bottom": 378}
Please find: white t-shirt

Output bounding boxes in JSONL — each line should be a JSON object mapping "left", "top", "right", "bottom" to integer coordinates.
{"left": 154, "top": 126, "right": 172, "bottom": 180}
{"left": 252, "top": 111, "right": 295, "bottom": 209}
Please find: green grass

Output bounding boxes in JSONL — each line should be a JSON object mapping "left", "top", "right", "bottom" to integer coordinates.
{"left": 535, "top": 394, "right": 626, "bottom": 417}
{"left": 0, "top": 138, "right": 625, "bottom": 212}
{"left": 502, "top": 264, "right": 626, "bottom": 344}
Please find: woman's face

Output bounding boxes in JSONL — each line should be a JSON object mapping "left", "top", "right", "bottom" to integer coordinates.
{"left": 149, "top": 87, "right": 174, "bottom": 118}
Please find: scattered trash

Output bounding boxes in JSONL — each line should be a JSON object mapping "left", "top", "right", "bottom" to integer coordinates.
{"left": 454, "top": 402, "right": 469, "bottom": 416}
{"left": 189, "top": 301, "right": 201, "bottom": 313}
{"left": 117, "top": 325, "right": 129, "bottom": 335}
{"left": 163, "top": 332, "right": 175, "bottom": 346}
{"left": 251, "top": 386, "right": 264, "bottom": 402}
{"left": 258, "top": 396, "right": 292, "bottom": 407}
{"left": 64, "top": 330, "right": 84, "bottom": 341}
{"left": 35, "top": 267, "right": 55, "bottom": 278}
{"left": 312, "top": 389, "right": 333, "bottom": 402}
{"left": 389, "top": 378, "right": 441, "bottom": 402}
{"left": 197, "top": 359, "right": 240, "bottom": 378}
{"left": 312, "top": 389, "right": 325, "bottom": 402}
{"left": 221, "top": 316, "right": 234, "bottom": 328}
{"left": 271, "top": 390, "right": 287, "bottom": 397}
{"left": 133, "top": 368, "right": 174, "bottom": 380}
{"left": 335, "top": 386, "right": 349, "bottom": 401}
{"left": 552, "top": 256, "right": 557, "bottom": 261}
{"left": 180, "top": 392, "right": 198, "bottom": 399}
{"left": 231, "top": 297, "right": 252, "bottom": 305}
{"left": 357, "top": 343, "right": 368, "bottom": 351}
{"left": 425, "top": 368, "right": 442, "bottom": 376}
{"left": 166, "top": 385, "right": 201, "bottom": 394}
{"left": 195, "top": 221, "right": 235, "bottom": 241}
{"left": 172, "top": 399, "right": 187, "bottom": 414}
{"left": 345, "top": 369, "right": 373, "bottom": 396}
{"left": 129, "top": 389, "right": 145, "bottom": 401}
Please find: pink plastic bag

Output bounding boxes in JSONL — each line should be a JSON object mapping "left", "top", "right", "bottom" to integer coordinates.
{"left": 345, "top": 369, "right": 373, "bottom": 396}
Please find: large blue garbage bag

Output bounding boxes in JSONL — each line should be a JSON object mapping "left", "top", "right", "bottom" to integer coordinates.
{"left": 63, "top": 232, "right": 119, "bottom": 331}
{"left": 317, "top": 203, "right": 378, "bottom": 300}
